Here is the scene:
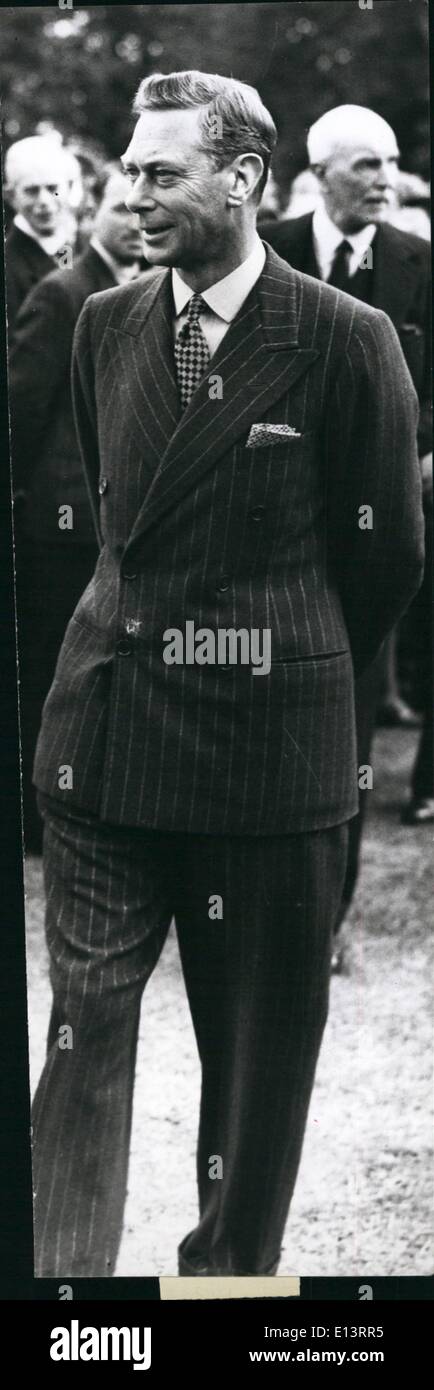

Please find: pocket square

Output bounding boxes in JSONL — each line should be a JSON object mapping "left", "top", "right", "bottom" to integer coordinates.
{"left": 246, "top": 423, "right": 301, "bottom": 447}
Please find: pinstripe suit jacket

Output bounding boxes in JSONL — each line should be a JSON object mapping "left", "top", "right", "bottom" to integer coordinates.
{"left": 33, "top": 246, "right": 425, "bottom": 833}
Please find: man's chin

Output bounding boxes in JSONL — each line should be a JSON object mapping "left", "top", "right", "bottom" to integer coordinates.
{"left": 363, "top": 202, "right": 390, "bottom": 224}
{"left": 142, "top": 242, "right": 177, "bottom": 265}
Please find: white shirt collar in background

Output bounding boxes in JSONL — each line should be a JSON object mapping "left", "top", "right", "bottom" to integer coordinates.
{"left": 312, "top": 203, "right": 377, "bottom": 282}
{"left": 14, "top": 212, "right": 67, "bottom": 258}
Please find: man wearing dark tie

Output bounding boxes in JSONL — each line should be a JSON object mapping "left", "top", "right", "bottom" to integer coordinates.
{"left": 30, "top": 73, "right": 424, "bottom": 1278}
{"left": 262, "top": 106, "right": 432, "bottom": 939}
{"left": 262, "top": 103, "right": 430, "bottom": 459}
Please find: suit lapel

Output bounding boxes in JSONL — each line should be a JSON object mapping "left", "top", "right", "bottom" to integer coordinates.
{"left": 16, "top": 225, "right": 55, "bottom": 272}
{"left": 125, "top": 248, "right": 319, "bottom": 550}
{"left": 111, "top": 271, "right": 181, "bottom": 472}
{"left": 372, "top": 224, "right": 421, "bottom": 327}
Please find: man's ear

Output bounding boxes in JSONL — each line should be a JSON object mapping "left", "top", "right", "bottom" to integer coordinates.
{"left": 227, "top": 154, "right": 264, "bottom": 206}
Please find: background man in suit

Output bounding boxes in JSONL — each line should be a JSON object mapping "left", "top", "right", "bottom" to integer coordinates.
{"left": 29, "top": 72, "right": 424, "bottom": 1278}
{"left": 262, "top": 106, "right": 432, "bottom": 944}
{"left": 4, "top": 136, "right": 80, "bottom": 338}
{"left": 262, "top": 105, "right": 431, "bottom": 458}
{"left": 10, "top": 168, "right": 145, "bottom": 852}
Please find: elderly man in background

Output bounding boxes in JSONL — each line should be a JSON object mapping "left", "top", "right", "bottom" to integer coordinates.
{"left": 262, "top": 106, "right": 432, "bottom": 949}
{"left": 263, "top": 105, "right": 430, "bottom": 453}
{"left": 9, "top": 167, "right": 145, "bottom": 853}
{"left": 4, "top": 135, "right": 81, "bottom": 336}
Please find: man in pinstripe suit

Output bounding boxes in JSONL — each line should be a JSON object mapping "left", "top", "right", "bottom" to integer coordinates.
{"left": 31, "top": 72, "right": 424, "bottom": 1278}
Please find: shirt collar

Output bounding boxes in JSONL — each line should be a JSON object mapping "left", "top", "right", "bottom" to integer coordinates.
{"left": 312, "top": 202, "right": 377, "bottom": 257}
{"left": 172, "top": 233, "right": 266, "bottom": 322}
{"left": 14, "top": 212, "right": 67, "bottom": 257}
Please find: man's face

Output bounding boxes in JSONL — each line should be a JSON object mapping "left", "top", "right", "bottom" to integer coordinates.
{"left": 318, "top": 137, "right": 400, "bottom": 232}
{"left": 10, "top": 156, "right": 69, "bottom": 236}
{"left": 122, "top": 107, "right": 233, "bottom": 272}
{"left": 92, "top": 173, "right": 143, "bottom": 263}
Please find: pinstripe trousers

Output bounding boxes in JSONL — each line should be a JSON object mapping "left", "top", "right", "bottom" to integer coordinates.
{"left": 32, "top": 799, "right": 348, "bottom": 1277}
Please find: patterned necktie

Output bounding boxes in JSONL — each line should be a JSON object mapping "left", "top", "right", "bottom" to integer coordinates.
{"left": 174, "top": 293, "right": 210, "bottom": 409}
{"left": 327, "top": 239, "right": 352, "bottom": 290}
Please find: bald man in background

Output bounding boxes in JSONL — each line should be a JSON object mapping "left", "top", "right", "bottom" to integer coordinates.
{"left": 262, "top": 106, "right": 432, "bottom": 950}
{"left": 263, "top": 104, "right": 430, "bottom": 465}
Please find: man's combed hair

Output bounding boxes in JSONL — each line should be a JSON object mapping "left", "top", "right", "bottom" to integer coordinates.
{"left": 133, "top": 70, "right": 277, "bottom": 200}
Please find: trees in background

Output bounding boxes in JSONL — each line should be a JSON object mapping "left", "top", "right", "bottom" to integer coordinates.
{"left": 1, "top": 2, "right": 429, "bottom": 194}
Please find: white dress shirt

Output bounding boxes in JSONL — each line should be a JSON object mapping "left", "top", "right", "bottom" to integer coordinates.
{"left": 172, "top": 234, "right": 266, "bottom": 359}
{"left": 312, "top": 203, "right": 377, "bottom": 282}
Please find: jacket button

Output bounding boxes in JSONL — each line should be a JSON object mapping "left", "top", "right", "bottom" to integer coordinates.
{"left": 116, "top": 638, "right": 132, "bottom": 656}
{"left": 250, "top": 505, "right": 265, "bottom": 521}
{"left": 217, "top": 575, "right": 231, "bottom": 593}
{"left": 98, "top": 476, "right": 108, "bottom": 495}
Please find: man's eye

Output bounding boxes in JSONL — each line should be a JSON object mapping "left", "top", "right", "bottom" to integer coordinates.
{"left": 155, "top": 171, "right": 176, "bottom": 182}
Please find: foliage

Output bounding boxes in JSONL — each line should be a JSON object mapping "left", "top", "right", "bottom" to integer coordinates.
{"left": 1, "top": 3, "right": 429, "bottom": 192}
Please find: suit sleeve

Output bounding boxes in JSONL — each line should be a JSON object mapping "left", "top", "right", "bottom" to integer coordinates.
{"left": 8, "top": 276, "right": 74, "bottom": 493}
{"left": 71, "top": 296, "right": 103, "bottom": 549}
{"left": 325, "top": 306, "right": 425, "bottom": 677}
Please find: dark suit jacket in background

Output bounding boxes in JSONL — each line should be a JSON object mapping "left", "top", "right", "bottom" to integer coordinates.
{"left": 260, "top": 214, "right": 432, "bottom": 456}
{"left": 5, "top": 222, "right": 58, "bottom": 342}
{"left": 9, "top": 244, "right": 118, "bottom": 850}
{"left": 9, "top": 245, "right": 116, "bottom": 545}
{"left": 33, "top": 246, "right": 425, "bottom": 835}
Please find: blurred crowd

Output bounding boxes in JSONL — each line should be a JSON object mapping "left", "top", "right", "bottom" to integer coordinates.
{"left": 3, "top": 124, "right": 430, "bottom": 331}
{"left": 3, "top": 116, "right": 432, "bottom": 947}
{"left": 4, "top": 131, "right": 147, "bottom": 330}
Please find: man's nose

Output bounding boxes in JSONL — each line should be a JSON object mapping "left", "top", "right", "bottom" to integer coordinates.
{"left": 125, "top": 177, "right": 156, "bottom": 213}
{"left": 376, "top": 161, "right": 394, "bottom": 188}
{"left": 36, "top": 186, "right": 57, "bottom": 207}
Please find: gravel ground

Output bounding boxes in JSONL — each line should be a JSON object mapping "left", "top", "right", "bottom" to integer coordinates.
{"left": 24, "top": 728, "right": 433, "bottom": 1277}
